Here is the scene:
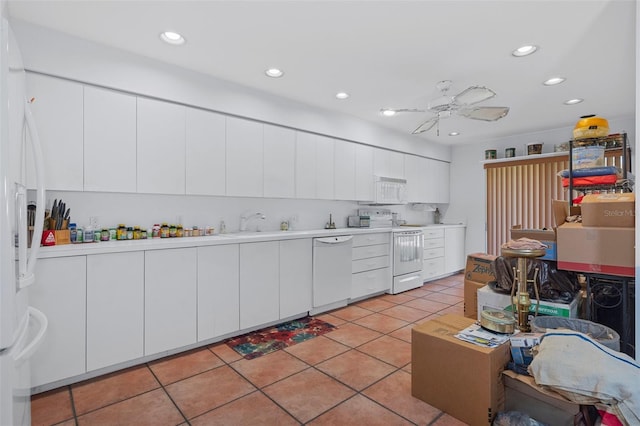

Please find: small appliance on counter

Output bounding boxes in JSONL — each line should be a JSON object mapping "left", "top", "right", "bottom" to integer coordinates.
{"left": 348, "top": 215, "right": 370, "bottom": 228}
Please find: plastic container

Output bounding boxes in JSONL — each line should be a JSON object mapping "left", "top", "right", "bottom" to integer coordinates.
{"left": 573, "top": 115, "right": 609, "bottom": 140}
{"left": 530, "top": 317, "right": 620, "bottom": 351}
{"left": 572, "top": 145, "right": 605, "bottom": 169}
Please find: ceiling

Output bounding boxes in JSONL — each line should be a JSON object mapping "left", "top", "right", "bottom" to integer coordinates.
{"left": 7, "top": 0, "right": 637, "bottom": 145}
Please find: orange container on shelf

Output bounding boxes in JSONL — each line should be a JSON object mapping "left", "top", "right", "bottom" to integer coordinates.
{"left": 573, "top": 115, "right": 609, "bottom": 140}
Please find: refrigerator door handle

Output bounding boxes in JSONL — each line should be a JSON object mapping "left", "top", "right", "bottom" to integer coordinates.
{"left": 18, "top": 99, "right": 45, "bottom": 289}
{"left": 15, "top": 307, "right": 47, "bottom": 364}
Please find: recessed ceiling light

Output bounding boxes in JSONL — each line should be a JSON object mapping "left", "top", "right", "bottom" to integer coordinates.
{"left": 265, "top": 68, "right": 284, "bottom": 78}
{"left": 335, "top": 92, "right": 349, "bottom": 100}
{"left": 543, "top": 77, "right": 566, "bottom": 86}
{"left": 380, "top": 109, "right": 397, "bottom": 117}
{"left": 564, "top": 98, "right": 584, "bottom": 105}
{"left": 448, "top": 132, "right": 460, "bottom": 136}
{"left": 512, "top": 44, "right": 538, "bottom": 57}
{"left": 160, "top": 31, "right": 185, "bottom": 45}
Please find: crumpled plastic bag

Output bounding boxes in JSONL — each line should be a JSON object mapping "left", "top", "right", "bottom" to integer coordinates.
{"left": 488, "top": 257, "right": 580, "bottom": 303}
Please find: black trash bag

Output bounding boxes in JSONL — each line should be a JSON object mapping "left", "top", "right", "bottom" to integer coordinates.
{"left": 488, "top": 257, "right": 580, "bottom": 303}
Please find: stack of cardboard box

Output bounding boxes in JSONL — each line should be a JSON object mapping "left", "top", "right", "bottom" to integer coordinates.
{"left": 463, "top": 253, "right": 498, "bottom": 319}
{"left": 554, "top": 194, "right": 635, "bottom": 277}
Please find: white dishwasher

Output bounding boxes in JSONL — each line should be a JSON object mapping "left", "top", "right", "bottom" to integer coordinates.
{"left": 310, "top": 235, "right": 353, "bottom": 315}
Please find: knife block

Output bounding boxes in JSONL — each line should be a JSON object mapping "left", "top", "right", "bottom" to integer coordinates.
{"left": 54, "top": 230, "right": 71, "bottom": 245}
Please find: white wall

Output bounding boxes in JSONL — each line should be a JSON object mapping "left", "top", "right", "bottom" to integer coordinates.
{"left": 449, "top": 116, "right": 635, "bottom": 255}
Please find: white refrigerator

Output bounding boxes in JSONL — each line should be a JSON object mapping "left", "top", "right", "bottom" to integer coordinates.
{"left": 0, "top": 13, "right": 48, "bottom": 426}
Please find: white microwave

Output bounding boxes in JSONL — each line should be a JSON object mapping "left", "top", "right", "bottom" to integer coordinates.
{"left": 373, "top": 176, "right": 407, "bottom": 205}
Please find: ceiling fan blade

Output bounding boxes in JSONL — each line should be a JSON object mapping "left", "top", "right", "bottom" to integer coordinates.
{"left": 411, "top": 116, "right": 438, "bottom": 134}
{"left": 453, "top": 86, "right": 496, "bottom": 106}
{"left": 381, "top": 108, "right": 425, "bottom": 114}
{"left": 458, "top": 106, "right": 510, "bottom": 121}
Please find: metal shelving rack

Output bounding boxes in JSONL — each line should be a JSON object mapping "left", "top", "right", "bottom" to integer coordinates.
{"left": 567, "top": 132, "right": 631, "bottom": 207}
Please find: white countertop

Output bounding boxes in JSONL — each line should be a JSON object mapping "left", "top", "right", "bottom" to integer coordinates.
{"left": 33, "top": 223, "right": 466, "bottom": 258}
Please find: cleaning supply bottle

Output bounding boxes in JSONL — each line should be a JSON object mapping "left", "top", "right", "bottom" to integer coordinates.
{"left": 434, "top": 208, "right": 441, "bottom": 224}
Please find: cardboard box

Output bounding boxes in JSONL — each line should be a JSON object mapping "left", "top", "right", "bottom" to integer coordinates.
{"left": 476, "top": 285, "right": 579, "bottom": 320}
{"left": 509, "top": 332, "right": 543, "bottom": 366}
{"left": 553, "top": 200, "right": 635, "bottom": 277}
{"left": 510, "top": 226, "right": 556, "bottom": 260}
{"left": 412, "top": 314, "right": 510, "bottom": 425}
{"left": 503, "top": 370, "right": 581, "bottom": 426}
{"left": 464, "top": 278, "right": 486, "bottom": 319}
{"left": 580, "top": 193, "right": 635, "bottom": 227}
{"left": 465, "top": 253, "right": 497, "bottom": 284}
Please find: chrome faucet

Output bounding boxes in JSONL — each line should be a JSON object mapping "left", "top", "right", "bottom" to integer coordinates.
{"left": 239, "top": 212, "right": 266, "bottom": 231}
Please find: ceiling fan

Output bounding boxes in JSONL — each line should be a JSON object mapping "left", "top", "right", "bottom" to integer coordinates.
{"left": 381, "top": 80, "right": 510, "bottom": 135}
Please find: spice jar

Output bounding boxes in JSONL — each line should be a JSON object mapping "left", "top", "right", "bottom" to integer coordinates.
{"left": 133, "top": 226, "right": 141, "bottom": 240}
{"left": 101, "top": 228, "right": 110, "bottom": 241}
{"left": 169, "top": 224, "right": 177, "bottom": 237}
{"left": 160, "top": 223, "right": 170, "bottom": 238}
{"left": 176, "top": 225, "right": 184, "bottom": 238}
{"left": 152, "top": 224, "right": 160, "bottom": 238}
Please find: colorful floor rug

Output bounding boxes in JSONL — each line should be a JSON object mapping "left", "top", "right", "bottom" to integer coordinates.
{"left": 226, "top": 316, "right": 337, "bottom": 360}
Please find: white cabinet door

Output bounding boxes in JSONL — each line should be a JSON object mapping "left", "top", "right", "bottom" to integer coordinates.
{"left": 185, "top": 107, "right": 226, "bottom": 196}
{"left": 316, "top": 135, "right": 335, "bottom": 200}
{"left": 444, "top": 227, "right": 466, "bottom": 273}
{"left": 197, "top": 245, "right": 240, "bottom": 341}
{"left": 25, "top": 73, "right": 83, "bottom": 191}
{"left": 263, "top": 124, "right": 295, "bottom": 198}
{"left": 432, "top": 160, "right": 451, "bottom": 203}
{"left": 295, "top": 131, "right": 317, "bottom": 199}
{"left": 404, "top": 154, "right": 429, "bottom": 202}
{"left": 240, "top": 242, "right": 279, "bottom": 329}
{"left": 30, "top": 256, "right": 86, "bottom": 388}
{"left": 355, "top": 144, "right": 374, "bottom": 201}
{"left": 280, "top": 239, "right": 312, "bottom": 318}
{"left": 373, "top": 148, "right": 404, "bottom": 178}
{"left": 226, "top": 116, "right": 263, "bottom": 197}
{"left": 137, "top": 98, "right": 186, "bottom": 194}
{"left": 334, "top": 141, "right": 356, "bottom": 200}
{"left": 86, "top": 252, "right": 144, "bottom": 371}
{"left": 145, "top": 248, "right": 197, "bottom": 355}
{"left": 84, "top": 86, "right": 137, "bottom": 193}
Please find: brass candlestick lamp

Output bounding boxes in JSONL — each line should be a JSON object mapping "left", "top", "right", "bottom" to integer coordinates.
{"left": 500, "top": 247, "right": 546, "bottom": 332}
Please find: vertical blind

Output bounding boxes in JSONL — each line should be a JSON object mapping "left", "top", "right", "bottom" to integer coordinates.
{"left": 484, "top": 148, "right": 630, "bottom": 256}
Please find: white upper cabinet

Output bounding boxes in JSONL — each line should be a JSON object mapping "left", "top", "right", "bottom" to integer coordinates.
{"left": 185, "top": 107, "right": 226, "bottom": 196}
{"left": 431, "top": 159, "right": 450, "bottom": 203}
{"left": 315, "top": 135, "right": 335, "bottom": 200}
{"left": 295, "top": 131, "right": 317, "bottom": 199}
{"left": 25, "top": 73, "right": 83, "bottom": 191}
{"left": 226, "top": 116, "right": 264, "bottom": 197}
{"left": 373, "top": 147, "right": 404, "bottom": 178}
{"left": 404, "top": 154, "right": 429, "bottom": 203}
{"left": 334, "top": 141, "right": 356, "bottom": 200}
{"left": 84, "top": 86, "right": 137, "bottom": 193}
{"left": 263, "top": 124, "right": 295, "bottom": 198}
{"left": 355, "top": 144, "right": 374, "bottom": 201}
{"left": 137, "top": 98, "right": 186, "bottom": 194}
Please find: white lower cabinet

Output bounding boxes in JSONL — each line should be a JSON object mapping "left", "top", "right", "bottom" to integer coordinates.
{"left": 279, "top": 239, "right": 312, "bottom": 318}
{"left": 30, "top": 256, "right": 86, "bottom": 388}
{"left": 422, "top": 226, "right": 466, "bottom": 282}
{"left": 144, "top": 248, "right": 197, "bottom": 356}
{"left": 197, "top": 245, "right": 240, "bottom": 341}
{"left": 86, "top": 252, "right": 144, "bottom": 372}
{"left": 351, "top": 233, "right": 391, "bottom": 300}
{"left": 445, "top": 227, "right": 466, "bottom": 273}
{"left": 240, "top": 242, "right": 280, "bottom": 329}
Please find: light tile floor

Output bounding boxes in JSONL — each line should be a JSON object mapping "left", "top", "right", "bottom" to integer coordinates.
{"left": 31, "top": 273, "right": 469, "bottom": 426}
